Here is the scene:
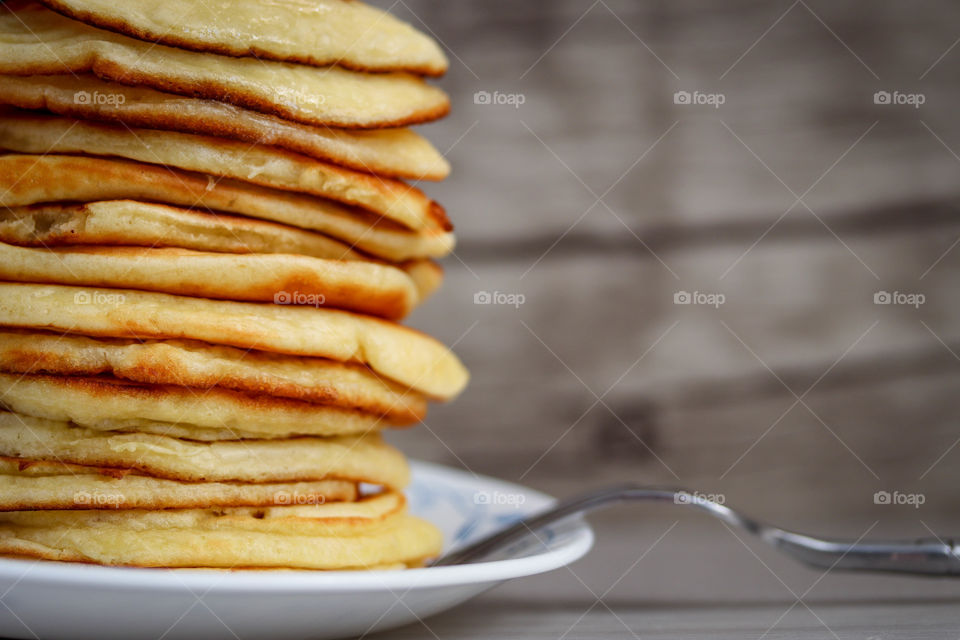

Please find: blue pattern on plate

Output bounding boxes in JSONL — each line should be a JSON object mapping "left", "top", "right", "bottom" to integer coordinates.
{"left": 407, "top": 473, "right": 564, "bottom": 558}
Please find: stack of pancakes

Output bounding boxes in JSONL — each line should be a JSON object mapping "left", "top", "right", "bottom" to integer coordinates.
{"left": 0, "top": 0, "right": 467, "bottom": 570}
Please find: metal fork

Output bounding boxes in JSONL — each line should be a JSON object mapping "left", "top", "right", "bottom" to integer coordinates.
{"left": 432, "top": 485, "right": 960, "bottom": 575}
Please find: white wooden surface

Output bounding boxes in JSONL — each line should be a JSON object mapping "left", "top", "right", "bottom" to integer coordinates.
{"left": 370, "top": 0, "right": 960, "bottom": 636}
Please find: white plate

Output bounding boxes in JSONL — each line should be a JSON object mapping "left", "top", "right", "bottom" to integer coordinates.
{"left": 0, "top": 461, "right": 593, "bottom": 639}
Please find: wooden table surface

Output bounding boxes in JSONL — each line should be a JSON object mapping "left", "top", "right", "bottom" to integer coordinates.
{"left": 376, "top": 600, "right": 959, "bottom": 639}
{"left": 369, "top": 0, "right": 960, "bottom": 637}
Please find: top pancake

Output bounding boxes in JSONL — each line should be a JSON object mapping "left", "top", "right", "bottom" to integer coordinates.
{"left": 0, "top": 2, "right": 449, "bottom": 128}
{"left": 37, "top": 0, "right": 448, "bottom": 76}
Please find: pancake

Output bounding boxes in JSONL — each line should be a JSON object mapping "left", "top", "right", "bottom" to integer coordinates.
{"left": 0, "top": 112, "right": 449, "bottom": 232}
{"left": 0, "top": 74, "right": 450, "bottom": 180}
{"left": 0, "top": 492, "right": 442, "bottom": 568}
{"left": 0, "top": 2, "right": 449, "bottom": 128}
{"left": 0, "top": 458, "right": 358, "bottom": 511}
{"left": 0, "top": 156, "right": 455, "bottom": 262}
{"left": 35, "top": 0, "right": 448, "bottom": 76}
{"left": 0, "top": 283, "right": 469, "bottom": 399}
{"left": 403, "top": 258, "right": 444, "bottom": 302}
{"left": 0, "top": 201, "right": 444, "bottom": 303}
{"left": 6, "top": 491, "right": 406, "bottom": 536}
{"left": 0, "top": 240, "right": 423, "bottom": 320}
{"left": 0, "top": 372, "right": 409, "bottom": 437}
{"left": 0, "top": 331, "right": 428, "bottom": 424}
{"left": 0, "top": 201, "right": 360, "bottom": 259}
{"left": 0, "top": 412, "right": 410, "bottom": 488}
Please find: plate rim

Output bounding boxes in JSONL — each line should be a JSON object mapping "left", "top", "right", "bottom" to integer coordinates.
{"left": 0, "top": 460, "right": 594, "bottom": 592}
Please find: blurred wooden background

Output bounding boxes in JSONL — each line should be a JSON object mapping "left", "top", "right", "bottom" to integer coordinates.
{"left": 372, "top": 0, "right": 960, "bottom": 611}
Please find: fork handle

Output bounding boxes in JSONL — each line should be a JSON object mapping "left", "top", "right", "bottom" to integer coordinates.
{"left": 770, "top": 532, "right": 960, "bottom": 576}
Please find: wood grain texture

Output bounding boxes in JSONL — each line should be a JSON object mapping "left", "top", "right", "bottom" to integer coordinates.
{"left": 405, "top": 0, "right": 960, "bottom": 241}
{"left": 401, "top": 219, "right": 960, "bottom": 514}
{"left": 374, "top": 598, "right": 960, "bottom": 639}
{"left": 369, "top": 0, "right": 960, "bottom": 619}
